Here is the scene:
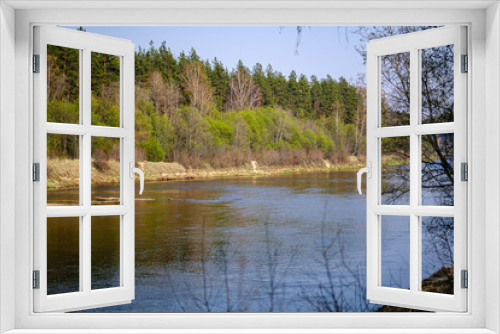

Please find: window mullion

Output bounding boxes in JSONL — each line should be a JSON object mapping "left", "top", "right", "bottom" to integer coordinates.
{"left": 409, "top": 47, "right": 420, "bottom": 294}
{"left": 82, "top": 47, "right": 91, "bottom": 207}
{"left": 82, "top": 47, "right": 92, "bottom": 294}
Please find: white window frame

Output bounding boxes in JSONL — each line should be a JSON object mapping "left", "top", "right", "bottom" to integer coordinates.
{"left": 0, "top": 1, "right": 499, "bottom": 333}
{"left": 365, "top": 26, "right": 467, "bottom": 312}
{"left": 33, "top": 26, "right": 136, "bottom": 313}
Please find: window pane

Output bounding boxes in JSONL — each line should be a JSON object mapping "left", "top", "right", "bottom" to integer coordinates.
{"left": 421, "top": 217, "right": 454, "bottom": 295}
{"left": 91, "top": 216, "right": 121, "bottom": 290}
{"left": 47, "top": 45, "right": 80, "bottom": 124}
{"left": 421, "top": 134, "right": 454, "bottom": 206}
{"left": 381, "top": 137, "right": 410, "bottom": 205}
{"left": 47, "top": 134, "right": 80, "bottom": 206}
{"left": 47, "top": 217, "right": 80, "bottom": 295}
{"left": 91, "top": 52, "right": 120, "bottom": 127}
{"left": 380, "top": 52, "right": 410, "bottom": 127}
{"left": 91, "top": 137, "right": 121, "bottom": 205}
{"left": 421, "top": 45, "right": 454, "bottom": 124}
{"left": 381, "top": 215, "right": 410, "bottom": 289}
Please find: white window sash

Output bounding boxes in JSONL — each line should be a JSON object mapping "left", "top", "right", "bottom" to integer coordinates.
{"left": 366, "top": 26, "right": 467, "bottom": 312}
{"left": 32, "top": 26, "right": 136, "bottom": 313}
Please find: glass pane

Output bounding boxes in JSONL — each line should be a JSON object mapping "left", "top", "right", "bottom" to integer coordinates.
{"left": 380, "top": 52, "right": 410, "bottom": 127}
{"left": 91, "top": 52, "right": 120, "bottom": 127}
{"left": 47, "top": 134, "right": 80, "bottom": 206}
{"left": 421, "top": 45, "right": 454, "bottom": 124}
{"left": 421, "top": 134, "right": 454, "bottom": 206}
{"left": 381, "top": 137, "right": 410, "bottom": 205}
{"left": 421, "top": 217, "right": 454, "bottom": 295}
{"left": 91, "top": 216, "right": 121, "bottom": 290}
{"left": 47, "top": 217, "right": 80, "bottom": 295}
{"left": 91, "top": 137, "right": 121, "bottom": 205}
{"left": 381, "top": 215, "right": 410, "bottom": 289}
{"left": 47, "top": 45, "right": 80, "bottom": 124}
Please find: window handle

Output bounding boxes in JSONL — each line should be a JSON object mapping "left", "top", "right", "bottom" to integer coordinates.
{"left": 357, "top": 162, "right": 371, "bottom": 195}
{"left": 129, "top": 162, "right": 144, "bottom": 195}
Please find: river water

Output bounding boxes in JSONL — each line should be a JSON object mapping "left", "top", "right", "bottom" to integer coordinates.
{"left": 47, "top": 170, "right": 451, "bottom": 312}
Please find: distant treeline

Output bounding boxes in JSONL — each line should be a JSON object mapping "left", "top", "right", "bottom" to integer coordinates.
{"left": 47, "top": 41, "right": 367, "bottom": 168}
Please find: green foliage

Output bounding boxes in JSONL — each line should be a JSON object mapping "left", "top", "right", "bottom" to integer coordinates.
{"left": 209, "top": 119, "right": 234, "bottom": 147}
{"left": 91, "top": 52, "right": 120, "bottom": 97}
{"left": 47, "top": 100, "right": 79, "bottom": 124}
{"left": 47, "top": 45, "right": 80, "bottom": 103}
{"left": 304, "top": 129, "right": 317, "bottom": 150}
{"left": 91, "top": 137, "right": 119, "bottom": 156}
{"left": 145, "top": 136, "right": 165, "bottom": 162}
{"left": 91, "top": 95, "right": 120, "bottom": 127}
{"left": 286, "top": 120, "right": 305, "bottom": 149}
{"left": 47, "top": 37, "right": 367, "bottom": 167}
{"left": 318, "top": 132, "right": 334, "bottom": 153}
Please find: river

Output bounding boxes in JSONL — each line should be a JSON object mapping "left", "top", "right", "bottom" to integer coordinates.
{"left": 47, "top": 169, "right": 451, "bottom": 312}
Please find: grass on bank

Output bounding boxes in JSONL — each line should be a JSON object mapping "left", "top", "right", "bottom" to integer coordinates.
{"left": 46, "top": 155, "right": 376, "bottom": 189}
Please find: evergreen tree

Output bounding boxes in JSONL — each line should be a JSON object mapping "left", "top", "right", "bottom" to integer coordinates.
{"left": 158, "top": 41, "right": 179, "bottom": 83}
{"left": 188, "top": 48, "right": 200, "bottom": 62}
{"left": 209, "top": 58, "right": 230, "bottom": 112}
{"left": 274, "top": 72, "right": 288, "bottom": 108}
{"left": 339, "top": 76, "right": 358, "bottom": 124}
{"left": 90, "top": 52, "right": 120, "bottom": 98}
{"left": 297, "top": 74, "right": 311, "bottom": 118}
{"left": 287, "top": 70, "right": 299, "bottom": 114}
{"left": 253, "top": 63, "right": 272, "bottom": 106}
{"left": 265, "top": 65, "right": 276, "bottom": 106}
{"left": 47, "top": 45, "right": 80, "bottom": 102}
{"left": 310, "top": 75, "right": 322, "bottom": 118}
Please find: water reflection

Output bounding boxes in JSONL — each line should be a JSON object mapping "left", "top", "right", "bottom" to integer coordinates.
{"left": 45, "top": 171, "right": 450, "bottom": 312}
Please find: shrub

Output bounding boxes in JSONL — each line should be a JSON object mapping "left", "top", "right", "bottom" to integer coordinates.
{"left": 308, "top": 149, "right": 325, "bottom": 164}
{"left": 262, "top": 149, "right": 280, "bottom": 166}
{"left": 135, "top": 146, "right": 147, "bottom": 162}
{"left": 291, "top": 148, "right": 307, "bottom": 165}
{"left": 92, "top": 149, "right": 109, "bottom": 172}
{"left": 145, "top": 137, "right": 165, "bottom": 162}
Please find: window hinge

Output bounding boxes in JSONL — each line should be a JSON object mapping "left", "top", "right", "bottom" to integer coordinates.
{"left": 33, "top": 163, "right": 40, "bottom": 182}
{"left": 461, "top": 270, "right": 468, "bottom": 289}
{"left": 33, "top": 54, "right": 40, "bottom": 73}
{"left": 461, "top": 162, "right": 468, "bottom": 181}
{"left": 33, "top": 270, "right": 40, "bottom": 289}
{"left": 461, "top": 54, "right": 468, "bottom": 73}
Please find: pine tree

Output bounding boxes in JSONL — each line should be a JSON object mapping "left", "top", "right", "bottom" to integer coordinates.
{"left": 274, "top": 72, "right": 287, "bottom": 109}
{"left": 287, "top": 70, "right": 299, "bottom": 114}
{"left": 158, "top": 41, "right": 179, "bottom": 83}
{"left": 252, "top": 63, "right": 272, "bottom": 106}
{"left": 209, "top": 58, "right": 230, "bottom": 112}
{"left": 189, "top": 48, "right": 200, "bottom": 62}
{"left": 339, "top": 76, "right": 358, "bottom": 124}
{"left": 265, "top": 65, "right": 276, "bottom": 106}
{"left": 297, "top": 74, "right": 311, "bottom": 118}
{"left": 310, "top": 75, "right": 322, "bottom": 118}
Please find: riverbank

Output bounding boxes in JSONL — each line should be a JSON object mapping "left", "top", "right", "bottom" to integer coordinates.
{"left": 47, "top": 155, "right": 410, "bottom": 189}
{"left": 47, "top": 156, "right": 374, "bottom": 189}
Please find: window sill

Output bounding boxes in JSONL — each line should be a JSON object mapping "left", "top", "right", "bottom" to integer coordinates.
{"left": 4, "top": 329, "right": 498, "bottom": 334}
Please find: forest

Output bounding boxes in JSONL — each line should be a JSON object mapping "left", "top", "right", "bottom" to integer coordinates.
{"left": 47, "top": 40, "right": 367, "bottom": 169}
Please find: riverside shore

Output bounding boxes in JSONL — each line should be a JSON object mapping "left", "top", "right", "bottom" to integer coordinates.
{"left": 47, "top": 156, "right": 374, "bottom": 189}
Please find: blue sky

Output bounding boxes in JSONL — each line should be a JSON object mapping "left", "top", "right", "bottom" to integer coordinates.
{"left": 79, "top": 26, "right": 365, "bottom": 82}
